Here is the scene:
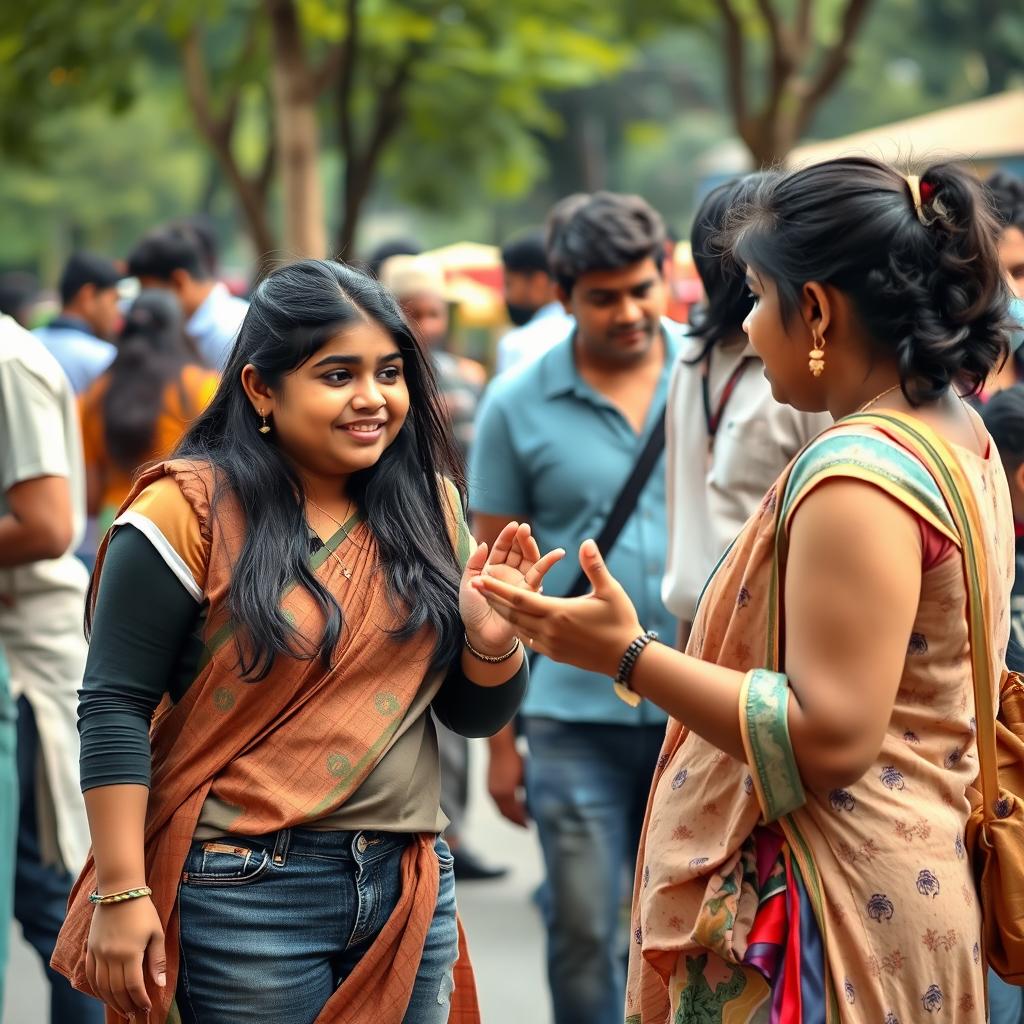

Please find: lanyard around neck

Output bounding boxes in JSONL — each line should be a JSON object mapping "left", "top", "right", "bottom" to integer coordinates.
{"left": 701, "top": 352, "right": 754, "bottom": 453}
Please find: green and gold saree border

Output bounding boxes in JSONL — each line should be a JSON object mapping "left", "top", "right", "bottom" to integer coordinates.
{"left": 739, "top": 669, "right": 806, "bottom": 823}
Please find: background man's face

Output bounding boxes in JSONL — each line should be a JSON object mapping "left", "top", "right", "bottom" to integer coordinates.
{"left": 400, "top": 292, "right": 449, "bottom": 348}
{"left": 999, "top": 226, "right": 1024, "bottom": 298}
{"left": 503, "top": 269, "right": 552, "bottom": 325}
{"left": 563, "top": 257, "right": 666, "bottom": 366}
{"left": 80, "top": 284, "right": 121, "bottom": 340}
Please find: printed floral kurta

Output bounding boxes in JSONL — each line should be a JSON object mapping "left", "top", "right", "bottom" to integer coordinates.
{"left": 627, "top": 415, "right": 1013, "bottom": 1023}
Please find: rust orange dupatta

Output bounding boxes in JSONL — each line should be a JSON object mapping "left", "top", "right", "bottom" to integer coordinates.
{"left": 52, "top": 459, "right": 480, "bottom": 1023}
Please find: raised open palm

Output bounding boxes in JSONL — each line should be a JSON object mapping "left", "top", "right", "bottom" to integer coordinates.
{"left": 459, "top": 521, "right": 564, "bottom": 653}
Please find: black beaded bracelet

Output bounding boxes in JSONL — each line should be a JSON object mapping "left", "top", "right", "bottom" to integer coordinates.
{"left": 613, "top": 630, "right": 658, "bottom": 707}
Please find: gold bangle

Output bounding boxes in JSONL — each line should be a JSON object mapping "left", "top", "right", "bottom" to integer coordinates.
{"left": 88, "top": 886, "right": 153, "bottom": 906}
{"left": 464, "top": 632, "right": 521, "bottom": 664}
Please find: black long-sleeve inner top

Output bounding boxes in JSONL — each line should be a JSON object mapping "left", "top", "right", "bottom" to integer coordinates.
{"left": 79, "top": 525, "right": 527, "bottom": 796}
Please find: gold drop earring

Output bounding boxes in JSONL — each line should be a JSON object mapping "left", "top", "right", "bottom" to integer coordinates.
{"left": 808, "top": 332, "right": 826, "bottom": 377}
{"left": 258, "top": 409, "right": 271, "bottom": 435}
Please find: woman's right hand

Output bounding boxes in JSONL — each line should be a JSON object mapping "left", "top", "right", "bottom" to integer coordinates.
{"left": 86, "top": 895, "right": 166, "bottom": 1018}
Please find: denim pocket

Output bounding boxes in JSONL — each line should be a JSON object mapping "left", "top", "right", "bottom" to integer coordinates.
{"left": 181, "top": 838, "right": 272, "bottom": 887}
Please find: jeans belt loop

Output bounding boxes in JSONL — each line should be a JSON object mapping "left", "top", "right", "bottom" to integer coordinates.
{"left": 271, "top": 828, "right": 291, "bottom": 866}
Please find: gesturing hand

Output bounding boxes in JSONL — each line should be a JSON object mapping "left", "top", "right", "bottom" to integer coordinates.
{"left": 470, "top": 538, "right": 643, "bottom": 675}
{"left": 459, "top": 521, "right": 564, "bottom": 656}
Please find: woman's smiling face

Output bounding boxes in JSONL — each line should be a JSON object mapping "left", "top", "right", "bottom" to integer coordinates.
{"left": 255, "top": 318, "right": 411, "bottom": 480}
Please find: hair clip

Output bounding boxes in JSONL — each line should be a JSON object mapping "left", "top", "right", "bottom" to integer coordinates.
{"left": 905, "top": 175, "right": 943, "bottom": 226}
{"left": 905, "top": 175, "right": 926, "bottom": 224}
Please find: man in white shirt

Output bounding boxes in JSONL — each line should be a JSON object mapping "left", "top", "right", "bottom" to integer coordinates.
{"left": 662, "top": 176, "right": 831, "bottom": 644}
{"left": 32, "top": 253, "right": 120, "bottom": 395}
{"left": 495, "top": 229, "right": 574, "bottom": 374}
{"left": 127, "top": 224, "right": 248, "bottom": 370}
{"left": 0, "top": 315, "right": 102, "bottom": 1021}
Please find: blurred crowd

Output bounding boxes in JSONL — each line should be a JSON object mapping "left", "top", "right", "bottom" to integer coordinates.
{"left": 1, "top": 163, "right": 1024, "bottom": 1023}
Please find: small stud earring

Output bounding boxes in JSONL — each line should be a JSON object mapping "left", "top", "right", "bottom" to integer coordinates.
{"left": 808, "top": 333, "right": 826, "bottom": 377}
{"left": 258, "top": 410, "right": 271, "bottom": 435}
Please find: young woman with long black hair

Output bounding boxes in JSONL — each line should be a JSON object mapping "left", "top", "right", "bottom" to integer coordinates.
{"left": 79, "top": 289, "right": 218, "bottom": 533}
{"left": 53, "top": 259, "right": 561, "bottom": 1023}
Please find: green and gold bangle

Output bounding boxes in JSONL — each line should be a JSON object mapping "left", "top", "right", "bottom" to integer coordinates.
{"left": 88, "top": 886, "right": 153, "bottom": 906}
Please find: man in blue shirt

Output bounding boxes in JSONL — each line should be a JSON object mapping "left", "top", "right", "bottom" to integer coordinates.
{"left": 495, "top": 229, "right": 574, "bottom": 374}
{"left": 127, "top": 224, "right": 248, "bottom": 370}
{"left": 33, "top": 253, "right": 120, "bottom": 394}
{"left": 470, "top": 191, "right": 678, "bottom": 1024}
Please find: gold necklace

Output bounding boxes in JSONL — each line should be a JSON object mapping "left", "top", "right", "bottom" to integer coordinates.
{"left": 305, "top": 497, "right": 356, "bottom": 580}
{"left": 856, "top": 384, "right": 902, "bottom": 414}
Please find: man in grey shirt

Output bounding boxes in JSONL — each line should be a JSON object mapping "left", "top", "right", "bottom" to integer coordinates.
{"left": 0, "top": 315, "right": 102, "bottom": 1022}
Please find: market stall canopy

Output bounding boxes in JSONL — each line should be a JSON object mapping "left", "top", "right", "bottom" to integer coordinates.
{"left": 788, "top": 89, "right": 1024, "bottom": 168}
{"left": 419, "top": 241, "right": 505, "bottom": 327}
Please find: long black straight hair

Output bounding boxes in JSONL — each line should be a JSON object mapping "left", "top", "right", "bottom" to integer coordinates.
{"left": 103, "top": 289, "right": 200, "bottom": 471}
{"left": 174, "top": 259, "right": 466, "bottom": 680}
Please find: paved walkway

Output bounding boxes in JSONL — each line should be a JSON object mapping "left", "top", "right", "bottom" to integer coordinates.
{"left": 3, "top": 739, "right": 550, "bottom": 1023}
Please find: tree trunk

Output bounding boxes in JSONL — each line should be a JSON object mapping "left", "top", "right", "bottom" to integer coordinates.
{"left": 220, "top": 152, "right": 278, "bottom": 260}
{"left": 716, "top": 0, "right": 874, "bottom": 168}
{"left": 265, "top": 0, "right": 327, "bottom": 259}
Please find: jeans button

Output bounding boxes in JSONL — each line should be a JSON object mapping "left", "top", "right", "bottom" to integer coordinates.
{"left": 355, "top": 834, "right": 368, "bottom": 854}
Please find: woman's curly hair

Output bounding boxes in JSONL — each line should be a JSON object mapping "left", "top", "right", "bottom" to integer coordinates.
{"left": 724, "top": 157, "right": 1013, "bottom": 404}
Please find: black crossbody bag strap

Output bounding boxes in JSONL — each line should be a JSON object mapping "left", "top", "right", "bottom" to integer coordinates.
{"left": 562, "top": 403, "right": 667, "bottom": 600}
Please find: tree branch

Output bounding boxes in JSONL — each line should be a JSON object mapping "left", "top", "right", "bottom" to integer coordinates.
{"left": 180, "top": 25, "right": 277, "bottom": 257}
{"left": 797, "top": 0, "right": 874, "bottom": 127}
{"left": 714, "top": 0, "right": 749, "bottom": 136}
{"left": 338, "top": 43, "right": 422, "bottom": 255}
{"left": 753, "top": 0, "right": 794, "bottom": 127}
{"left": 257, "top": 136, "right": 276, "bottom": 199}
{"left": 361, "top": 46, "right": 418, "bottom": 177}
{"left": 220, "top": 14, "right": 262, "bottom": 133}
{"left": 753, "top": 0, "right": 785, "bottom": 59}
{"left": 337, "top": 0, "right": 360, "bottom": 160}
{"left": 181, "top": 27, "right": 227, "bottom": 143}
{"left": 795, "top": 0, "right": 813, "bottom": 51}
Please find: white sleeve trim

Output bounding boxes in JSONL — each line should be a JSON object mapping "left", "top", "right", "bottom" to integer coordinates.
{"left": 113, "top": 510, "right": 203, "bottom": 603}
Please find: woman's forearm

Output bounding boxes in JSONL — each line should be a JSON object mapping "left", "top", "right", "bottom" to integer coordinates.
{"left": 84, "top": 784, "right": 149, "bottom": 893}
{"left": 460, "top": 642, "right": 526, "bottom": 688}
{"left": 627, "top": 643, "right": 876, "bottom": 793}
{"left": 628, "top": 642, "right": 748, "bottom": 761}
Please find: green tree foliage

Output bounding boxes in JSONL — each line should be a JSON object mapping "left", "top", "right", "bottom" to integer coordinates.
{"left": 0, "top": 88, "right": 207, "bottom": 279}
{"left": 2, "top": 0, "right": 1020, "bottom": 276}
{"left": 1, "top": 0, "right": 629, "bottom": 261}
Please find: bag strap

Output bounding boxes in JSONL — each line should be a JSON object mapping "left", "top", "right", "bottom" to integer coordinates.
{"left": 849, "top": 412, "right": 1002, "bottom": 823}
{"left": 563, "top": 402, "right": 667, "bottom": 599}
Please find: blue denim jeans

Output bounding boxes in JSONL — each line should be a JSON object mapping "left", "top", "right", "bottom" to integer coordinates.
{"left": 176, "top": 829, "right": 458, "bottom": 1024}
{"left": 0, "top": 651, "right": 15, "bottom": 1012}
{"left": 523, "top": 717, "right": 665, "bottom": 1024}
{"left": 990, "top": 970, "right": 1024, "bottom": 1023}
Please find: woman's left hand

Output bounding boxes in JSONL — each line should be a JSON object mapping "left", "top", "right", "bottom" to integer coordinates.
{"left": 470, "top": 539, "right": 644, "bottom": 676}
{"left": 460, "top": 522, "right": 565, "bottom": 655}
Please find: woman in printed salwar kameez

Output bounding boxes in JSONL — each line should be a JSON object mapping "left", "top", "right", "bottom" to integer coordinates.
{"left": 474, "top": 158, "right": 1017, "bottom": 1023}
